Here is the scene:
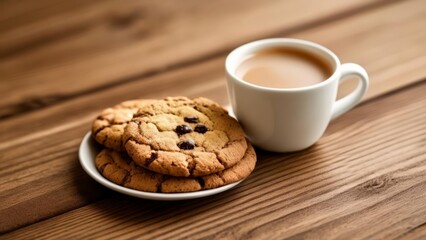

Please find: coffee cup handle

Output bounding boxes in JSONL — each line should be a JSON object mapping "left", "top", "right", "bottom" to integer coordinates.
{"left": 331, "top": 63, "right": 369, "bottom": 120}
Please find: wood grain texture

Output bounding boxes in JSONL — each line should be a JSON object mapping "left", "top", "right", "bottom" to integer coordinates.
{"left": 3, "top": 81, "right": 425, "bottom": 239}
{"left": 0, "top": 0, "right": 426, "bottom": 233}
{"left": 0, "top": 0, "right": 390, "bottom": 119}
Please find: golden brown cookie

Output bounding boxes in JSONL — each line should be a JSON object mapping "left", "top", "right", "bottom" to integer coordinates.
{"left": 95, "top": 142, "right": 256, "bottom": 193}
{"left": 123, "top": 97, "right": 248, "bottom": 177}
{"left": 92, "top": 99, "right": 156, "bottom": 151}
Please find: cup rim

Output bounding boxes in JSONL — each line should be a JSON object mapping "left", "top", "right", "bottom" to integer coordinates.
{"left": 225, "top": 38, "right": 341, "bottom": 92}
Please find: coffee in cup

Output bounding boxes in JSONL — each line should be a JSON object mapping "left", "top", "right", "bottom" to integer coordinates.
{"left": 226, "top": 38, "right": 369, "bottom": 152}
{"left": 235, "top": 47, "right": 333, "bottom": 89}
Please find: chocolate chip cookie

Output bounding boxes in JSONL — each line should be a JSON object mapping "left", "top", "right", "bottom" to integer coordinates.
{"left": 95, "top": 141, "right": 256, "bottom": 193}
{"left": 92, "top": 99, "right": 156, "bottom": 151}
{"left": 123, "top": 97, "right": 247, "bottom": 177}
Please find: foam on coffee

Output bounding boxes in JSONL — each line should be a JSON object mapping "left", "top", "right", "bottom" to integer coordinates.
{"left": 236, "top": 47, "right": 333, "bottom": 89}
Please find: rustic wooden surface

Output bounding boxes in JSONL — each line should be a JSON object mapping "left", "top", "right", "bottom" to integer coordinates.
{"left": 1, "top": 0, "right": 425, "bottom": 239}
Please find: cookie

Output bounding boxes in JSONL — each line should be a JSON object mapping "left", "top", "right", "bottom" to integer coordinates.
{"left": 92, "top": 99, "right": 156, "bottom": 151}
{"left": 123, "top": 97, "right": 248, "bottom": 177}
{"left": 95, "top": 142, "right": 256, "bottom": 193}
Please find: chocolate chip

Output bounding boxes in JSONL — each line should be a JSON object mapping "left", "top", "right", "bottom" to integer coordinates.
{"left": 175, "top": 124, "right": 192, "bottom": 135}
{"left": 145, "top": 152, "right": 158, "bottom": 166}
{"left": 194, "top": 124, "right": 208, "bottom": 134}
{"left": 184, "top": 116, "right": 199, "bottom": 123}
{"left": 178, "top": 139, "right": 195, "bottom": 150}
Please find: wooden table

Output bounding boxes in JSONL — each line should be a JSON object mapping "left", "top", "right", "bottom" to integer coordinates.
{"left": 1, "top": 0, "right": 425, "bottom": 239}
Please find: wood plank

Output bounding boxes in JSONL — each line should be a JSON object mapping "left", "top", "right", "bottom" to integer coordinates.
{"left": 3, "top": 80, "right": 425, "bottom": 239}
{"left": 1, "top": 0, "right": 425, "bottom": 233}
{"left": 0, "top": 0, "right": 389, "bottom": 119}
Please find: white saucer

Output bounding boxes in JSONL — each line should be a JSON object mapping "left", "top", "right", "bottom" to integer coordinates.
{"left": 79, "top": 132, "right": 243, "bottom": 201}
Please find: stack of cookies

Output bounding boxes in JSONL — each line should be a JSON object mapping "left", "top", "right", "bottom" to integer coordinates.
{"left": 92, "top": 97, "right": 256, "bottom": 193}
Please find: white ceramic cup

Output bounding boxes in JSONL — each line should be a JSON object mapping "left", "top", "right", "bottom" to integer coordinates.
{"left": 226, "top": 38, "right": 369, "bottom": 152}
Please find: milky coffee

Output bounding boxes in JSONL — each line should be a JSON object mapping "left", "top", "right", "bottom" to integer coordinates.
{"left": 236, "top": 47, "right": 333, "bottom": 89}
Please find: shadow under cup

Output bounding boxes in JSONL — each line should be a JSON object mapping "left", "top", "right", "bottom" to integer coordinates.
{"left": 225, "top": 38, "right": 341, "bottom": 152}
